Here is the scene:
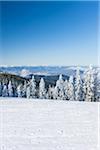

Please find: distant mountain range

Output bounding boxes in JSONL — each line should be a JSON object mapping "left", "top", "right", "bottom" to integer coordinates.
{"left": 0, "top": 66, "right": 87, "bottom": 76}
{"left": 0, "top": 66, "right": 99, "bottom": 90}
{"left": 0, "top": 66, "right": 99, "bottom": 78}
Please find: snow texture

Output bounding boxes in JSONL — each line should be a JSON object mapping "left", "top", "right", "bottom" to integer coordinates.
{"left": 0, "top": 98, "right": 100, "bottom": 150}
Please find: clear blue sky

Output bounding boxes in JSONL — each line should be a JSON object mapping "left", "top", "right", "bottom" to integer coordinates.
{"left": 0, "top": 1, "right": 98, "bottom": 66}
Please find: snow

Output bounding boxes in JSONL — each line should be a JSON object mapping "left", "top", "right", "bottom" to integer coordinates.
{"left": 20, "top": 69, "right": 31, "bottom": 77}
{"left": 0, "top": 98, "right": 100, "bottom": 150}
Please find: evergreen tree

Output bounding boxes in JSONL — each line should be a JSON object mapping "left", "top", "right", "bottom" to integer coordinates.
{"left": 45, "top": 92, "right": 49, "bottom": 99}
{"left": 22, "top": 81, "right": 27, "bottom": 97}
{"left": 13, "top": 83, "right": 17, "bottom": 97}
{"left": 55, "top": 74, "right": 64, "bottom": 100}
{"left": 8, "top": 81, "right": 13, "bottom": 97}
{"left": 26, "top": 82, "right": 31, "bottom": 99}
{"left": 95, "top": 70, "right": 100, "bottom": 101}
{"left": 47, "top": 85, "right": 57, "bottom": 100}
{"left": 17, "top": 84, "right": 23, "bottom": 97}
{"left": 67, "top": 76, "right": 75, "bottom": 101}
{"left": 2, "top": 83, "right": 8, "bottom": 97}
{"left": 39, "top": 78, "right": 46, "bottom": 99}
{"left": 75, "top": 69, "right": 83, "bottom": 101}
{"left": 83, "top": 65, "right": 95, "bottom": 102}
{"left": 48, "top": 85, "right": 54, "bottom": 99}
{"left": 53, "top": 86, "right": 59, "bottom": 100}
{"left": 64, "top": 79, "right": 69, "bottom": 100}
{"left": 30, "top": 76, "right": 36, "bottom": 98}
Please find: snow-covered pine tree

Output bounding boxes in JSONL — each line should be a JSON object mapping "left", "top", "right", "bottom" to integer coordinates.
{"left": 55, "top": 74, "right": 64, "bottom": 100}
{"left": 30, "top": 76, "right": 36, "bottom": 98}
{"left": 83, "top": 65, "right": 95, "bottom": 102}
{"left": 75, "top": 68, "right": 83, "bottom": 101}
{"left": 39, "top": 78, "right": 46, "bottom": 99}
{"left": 8, "top": 81, "right": 13, "bottom": 97}
{"left": 83, "top": 71, "right": 87, "bottom": 101}
{"left": 22, "top": 81, "right": 27, "bottom": 97}
{"left": 48, "top": 85, "right": 51, "bottom": 99}
{"left": 17, "top": 84, "right": 23, "bottom": 97}
{"left": 64, "top": 79, "right": 69, "bottom": 100}
{"left": 67, "top": 76, "right": 75, "bottom": 101}
{"left": 2, "top": 83, "right": 8, "bottom": 97}
{"left": 95, "top": 69, "right": 100, "bottom": 101}
{"left": 53, "top": 86, "right": 59, "bottom": 100}
{"left": 48, "top": 85, "right": 54, "bottom": 99}
{"left": 26, "top": 82, "right": 31, "bottom": 99}
{"left": 45, "top": 91, "right": 49, "bottom": 99}
{"left": 13, "top": 82, "right": 18, "bottom": 97}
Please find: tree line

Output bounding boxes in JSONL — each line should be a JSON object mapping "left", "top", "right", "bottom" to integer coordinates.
{"left": 0, "top": 66, "right": 100, "bottom": 101}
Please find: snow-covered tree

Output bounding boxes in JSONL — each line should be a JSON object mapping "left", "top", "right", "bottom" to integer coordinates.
{"left": 48, "top": 85, "right": 54, "bottom": 99}
{"left": 17, "top": 84, "right": 23, "bottom": 97}
{"left": 13, "top": 83, "right": 17, "bottom": 97}
{"left": 67, "top": 76, "right": 75, "bottom": 101}
{"left": 55, "top": 74, "right": 64, "bottom": 100}
{"left": 64, "top": 79, "right": 69, "bottom": 100}
{"left": 30, "top": 76, "right": 36, "bottom": 98}
{"left": 75, "top": 68, "right": 83, "bottom": 101}
{"left": 2, "top": 84, "right": 8, "bottom": 97}
{"left": 39, "top": 78, "right": 46, "bottom": 99}
{"left": 53, "top": 86, "right": 59, "bottom": 100}
{"left": 48, "top": 85, "right": 52, "bottom": 99}
{"left": 45, "top": 92, "right": 48, "bottom": 99}
{"left": 22, "top": 81, "right": 27, "bottom": 97}
{"left": 8, "top": 81, "right": 13, "bottom": 97}
{"left": 95, "top": 69, "right": 100, "bottom": 101}
{"left": 83, "top": 65, "right": 95, "bottom": 102}
{"left": 26, "top": 82, "right": 31, "bottom": 99}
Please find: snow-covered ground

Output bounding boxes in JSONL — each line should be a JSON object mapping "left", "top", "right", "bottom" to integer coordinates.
{"left": 0, "top": 98, "right": 100, "bottom": 150}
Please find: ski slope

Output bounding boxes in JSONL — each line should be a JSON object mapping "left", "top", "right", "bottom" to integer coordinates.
{"left": 0, "top": 98, "right": 100, "bottom": 150}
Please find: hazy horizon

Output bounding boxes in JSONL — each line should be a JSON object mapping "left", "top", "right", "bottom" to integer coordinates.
{"left": 0, "top": 64, "right": 99, "bottom": 68}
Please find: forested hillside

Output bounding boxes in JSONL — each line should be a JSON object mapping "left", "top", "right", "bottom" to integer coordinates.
{"left": 0, "top": 66, "right": 100, "bottom": 101}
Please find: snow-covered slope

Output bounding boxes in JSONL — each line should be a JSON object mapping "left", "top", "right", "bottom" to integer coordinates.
{"left": 0, "top": 98, "right": 100, "bottom": 150}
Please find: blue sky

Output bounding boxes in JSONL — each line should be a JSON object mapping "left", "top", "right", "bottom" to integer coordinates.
{"left": 0, "top": 1, "right": 99, "bottom": 66}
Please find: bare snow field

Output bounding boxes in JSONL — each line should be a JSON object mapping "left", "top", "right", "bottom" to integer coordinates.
{"left": 0, "top": 98, "right": 100, "bottom": 150}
